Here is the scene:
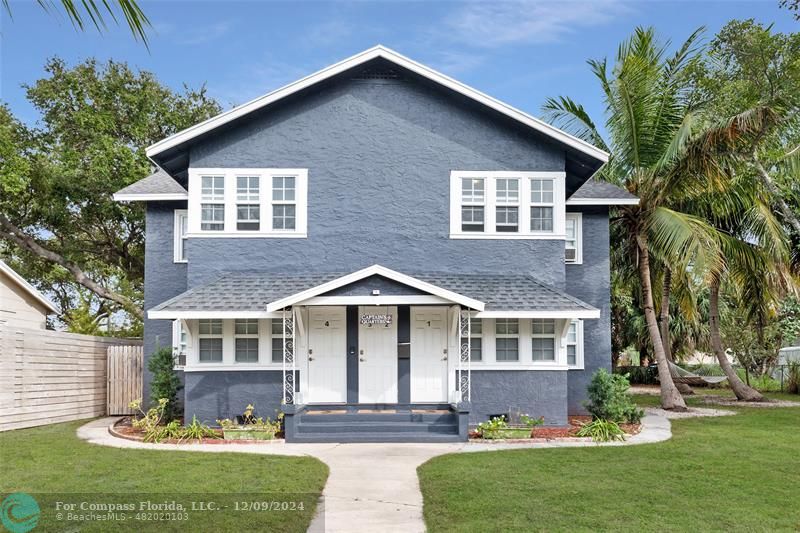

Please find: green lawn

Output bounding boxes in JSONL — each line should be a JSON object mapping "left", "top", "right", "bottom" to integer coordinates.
{"left": 0, "top": 420, "right": 328, "bottom": 532}
{"left": 419, "top": 393, "right": 800, "bottom": 532}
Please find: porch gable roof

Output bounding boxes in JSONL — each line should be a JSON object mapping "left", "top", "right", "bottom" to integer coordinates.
{"left": 148, "top": 266, "right": 599, "bottom": 320}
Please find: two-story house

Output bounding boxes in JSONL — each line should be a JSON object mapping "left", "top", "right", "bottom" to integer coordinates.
{"left": 115, "top": 46, "right": 637, "bottom": 442}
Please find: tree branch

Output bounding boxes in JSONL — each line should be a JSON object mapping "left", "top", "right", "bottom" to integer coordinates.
{"left": 0, "top": 213, "right": 144, "bottom": 319}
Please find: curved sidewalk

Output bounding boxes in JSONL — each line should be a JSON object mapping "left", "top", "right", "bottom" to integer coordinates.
{"left": 78, "top": 414, "right": 670, "bottom": 532}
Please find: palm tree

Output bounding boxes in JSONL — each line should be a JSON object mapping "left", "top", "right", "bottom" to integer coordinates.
{"left": 542, "top": 27, "right": 734, "bottom": 410}
{"left": 2, "top": 0, "right": 149, "bottom": 44}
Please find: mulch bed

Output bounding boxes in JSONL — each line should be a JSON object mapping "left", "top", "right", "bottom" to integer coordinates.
{"left": 110, "top": 417, "right": 284, "bottom": 444}
{"left": 469, "top": 415, "right": 641, "bottom": 441}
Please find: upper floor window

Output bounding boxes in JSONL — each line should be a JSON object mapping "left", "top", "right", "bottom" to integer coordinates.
{"left": 565, "top": 213, "right": 583, "bottom": 264}
{"left": 450, "top": 171, "right": 565, "bottom": 239}
{"left": 173, "top": 210, "right": 188, "bottom": 263}
{"left": 188, "top": 169, "right": 308, "bottom": 237}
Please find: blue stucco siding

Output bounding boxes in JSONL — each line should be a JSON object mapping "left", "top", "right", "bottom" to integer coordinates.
{"left": 185, "top": 77, "right": 566, "bottom": 289}
{"left": 143, "top": 201, "right": 187, "bottom": 406}
{"left": 184, "top": 370, "right": 291, "bottom": 425}
{"left": 565, "top": 207, "right": 612, "bottom": 414}
{"left": 470, "top": 370, "right": 569, "bottom": 426}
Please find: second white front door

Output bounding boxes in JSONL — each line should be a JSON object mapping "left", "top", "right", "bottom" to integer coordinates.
{"left": 410, "top": 307, "right": 449, "bottom": 402}
{"left": 358, "top": 306, "right": 398, "bottom": 403}
{"left": 306, "top": 307, "right": 347, "bottom": 403}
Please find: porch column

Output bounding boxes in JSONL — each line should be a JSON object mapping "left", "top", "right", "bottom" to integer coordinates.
{"left": 282, "top": 308, "right": 296, "bottom": 405}
{"left": 458, "top": 308, "right": 471, "bottom": 402}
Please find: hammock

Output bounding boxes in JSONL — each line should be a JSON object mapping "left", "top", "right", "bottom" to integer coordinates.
{"left": 666, "top": 361, "right": 728, "bottom": 386}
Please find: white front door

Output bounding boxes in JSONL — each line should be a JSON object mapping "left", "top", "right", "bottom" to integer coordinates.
{"left": 306, "top": 307, "right": 347, "bottom": 403}
{"left": 358, "top": 306, "right": 398, "bottom": 403}
{"left": 410, "top": 307, "right": 449, "bottom": 402}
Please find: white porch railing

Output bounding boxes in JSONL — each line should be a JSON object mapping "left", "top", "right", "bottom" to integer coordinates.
{"left": 458, "top": 308, "right": 471, "bottom": 402}
{"left": 282, "top": 308, "right": 296, "bottom": 405}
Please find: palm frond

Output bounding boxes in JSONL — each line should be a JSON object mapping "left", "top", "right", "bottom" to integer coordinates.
{"left": 540, "top": 96, "right": 609, "bottom": 151}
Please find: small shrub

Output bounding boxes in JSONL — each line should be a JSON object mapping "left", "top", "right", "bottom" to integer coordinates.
{"left": 576, "top": 419, "right": 625, "bottom": 442}
{"left": 148, "top": 344, "right": 183, "bottom": 421}
{"left": 520, "top": 414, "right": 544, "bottom": 428}
{"left": 217, "top": 403, "right": 282, "bottom": 436}
{"left": 183, "top": 416, "right": 220, "bottom": 440}
{"left": 130, "top": 397, "right": 170, "bottom": 442}
{"left": 476, "top": 416, "right": 508, "bottom": 435}
{"left": 584, "top": 368, "right": 644, "bottom": 424}
{"left": 787, "top": 362, "right": 800, "bottom": 395}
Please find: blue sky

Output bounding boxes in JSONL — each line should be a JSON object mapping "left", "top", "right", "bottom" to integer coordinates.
{"left": 1, "top": 0, "right": 796, "bottom": 132}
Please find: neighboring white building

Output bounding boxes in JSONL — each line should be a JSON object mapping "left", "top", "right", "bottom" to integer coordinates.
{"left": 0, "top": 260, "right": 59, "bottom": 329}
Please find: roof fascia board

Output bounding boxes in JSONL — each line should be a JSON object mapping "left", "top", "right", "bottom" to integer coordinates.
{"left": 146, "top": 46, "right": 609, "bottom": 164}
{"left": 476, "top": 310, "right": 600, "bottom": 319}
{"left": 566, "top": 198, "right": 639, "bottom": 206}
{"left": 113, "top": 193, "right": 189, "bottom": 202}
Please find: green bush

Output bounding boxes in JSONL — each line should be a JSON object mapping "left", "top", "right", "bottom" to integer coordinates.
{"left": 615, "top": 365, "right": 656, "bottom": 385}
{"left": 148, "top": 345, "right": 182, "bottom": 421}
{"left": 787, "top": 362, "right": 800, "bottom": 395}
{"left": 576, "top": 418, "right": 625, "bottom": 442}
{"left": 584, "top": 368, "right": 644, "bottom": 424}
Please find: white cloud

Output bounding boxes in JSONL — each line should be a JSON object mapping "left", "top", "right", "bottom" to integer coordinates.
{"left": 445, "top": 0, "right": 631, "bottom": 47}
{"left": 152, "top": 20, "right": 234, "bottom": 46}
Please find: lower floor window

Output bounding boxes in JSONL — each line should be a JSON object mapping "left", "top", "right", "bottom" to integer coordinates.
{"left": 496, "top": 337, "right": 519, "bottom": 361}
{"left": 272, "top": 319, "right": 284, "bottom": 362}
{"left": 532, "top": 337, "right": 555, "bottom": 361}
{"left": 199, "top": 338, "right": 223, "bottom": 362}
{"left": 235, "top": 338, "right": 259, "bottom": 363}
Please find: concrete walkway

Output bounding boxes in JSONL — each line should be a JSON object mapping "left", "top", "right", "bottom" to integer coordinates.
{"left": 77, "top": 414, "right": 670, "bottom": 532}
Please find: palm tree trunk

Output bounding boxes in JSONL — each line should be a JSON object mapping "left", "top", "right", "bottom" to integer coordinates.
{"left": 637, "top": 234, "right": 687, "bottom": 410}
{"left": 660, "top": 268, "right": 694, "bottom": 395}
{"left": 709, "top": 278, "right": 764, "bottom": 402}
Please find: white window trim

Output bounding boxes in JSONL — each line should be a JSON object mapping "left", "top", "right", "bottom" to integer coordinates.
{"left": 188, "top": 168, "right": 308, "bottom": 238}
{"left": 197, "top": 319, "right": 224, "bottom": 363}
{"left": 173, "top": 209, "right": 188, "bottom": 263}
{"left": 450, "top": 171, "right": 566, "bottom": 239}
{"left": 171, "top": 320, "right": 187, "bottom": 368}
{"left": 565, "top": 212, "right": 583, "bottom": 265}
{"left": 566, "top": 319, "right": 585, "bottom": 370}
{"left": 234, "top": 318, "right": 260, "bottom": 363}
{"left": 531, "top": 319, "right": 557, "bottom": 363}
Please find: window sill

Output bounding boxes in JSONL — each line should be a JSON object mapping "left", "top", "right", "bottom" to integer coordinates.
{"left": 173, "top": 259, "right": 188, "bottom": 264}
{"left": 186, "top": 232, "right": 307, "bottom": 239}
{"left": 450, "top": 233, "right": 566, "bottom": 240}
{"left": 183, "top": 364, "right": 284, "bottom": 372}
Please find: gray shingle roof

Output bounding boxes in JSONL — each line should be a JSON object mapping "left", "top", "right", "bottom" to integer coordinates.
{"left": 114, "top": 169, "right": 187, "bottom": 197}
{"left": 149, "top": 271, "right": 596, "bottom": 314}
{"left": 569, "top": 179, "right": 637, "bottom": 201}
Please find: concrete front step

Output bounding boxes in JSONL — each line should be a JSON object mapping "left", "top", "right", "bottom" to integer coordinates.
{"left": 299, "top": 412, "right": 457, "bottom": 424}
{"left": 296, "top": 421, "right": 459, "bottom": 434}
{"left": 289, "top": 432, "right": 464, "bottom": 443}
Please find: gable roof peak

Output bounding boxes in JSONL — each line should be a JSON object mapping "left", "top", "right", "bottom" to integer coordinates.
{"left": 146, "top": 45, "right": 609, "bottom": 171}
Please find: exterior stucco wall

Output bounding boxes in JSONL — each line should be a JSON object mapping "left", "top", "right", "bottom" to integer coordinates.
{"left": 469, "top": 370, "right": 568, "bottom": 426}
{"left": 143, "top": 201, "right": 187, "bottom": 405}
{"left": 566, "top": 207, "right": 611, "bottom": 414}
{"left": 184, "top": 370, "right": 292, "bottom": 425}
{"left": 185, "top": 77, "right": 566, "bottom": 289}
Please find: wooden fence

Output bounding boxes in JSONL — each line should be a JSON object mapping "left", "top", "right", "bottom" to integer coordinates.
{"left": 0, "top": 324, "right": 140, "bottom": 432}
{"left": 107, "top": 345, "right": 143, "bottom": 416}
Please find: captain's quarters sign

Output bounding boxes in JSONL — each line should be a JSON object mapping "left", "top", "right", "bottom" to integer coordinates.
{"left": 360, "top": 314, "right": 393, "bottom": 326}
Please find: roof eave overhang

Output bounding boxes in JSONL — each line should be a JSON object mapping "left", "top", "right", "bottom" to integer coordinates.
{"left": 476, "top": 309, "right": 601, "bottom": 319}
{"left": 146, "top": 45, "right": 609, "bottom": 166}
{"left": 113, "top": 193, "right": 189, "bottom": 202}
{"left": 0, "top": 261, "right": 60, "bottom": 314}
{"left": 148, "top": 310, "right": 280, "bottom": 320}
{"left": 265, "top": 264, "right": 485, "bottom": 312}
{"left": 566, "top": 198, "right": 639, "bottom": 206}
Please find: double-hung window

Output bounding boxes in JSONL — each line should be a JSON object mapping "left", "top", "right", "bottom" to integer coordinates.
{"left": 271, "top": 319, "right": 284, "bottom": 363}
{"left": 461, "top": 178, "right": 485, "bottom": 232}
{"left": 530, "top": 179, "right": 554, "bottom": 232}
{"left": 236, "top": 176, "right": 260, "bottom": 231}
{"left": 531, "top": 319, "right": 556, "bottom": 362}
{"left": 460, "top": 317, "right": 483, "bottom": 361}
{"left": 272, "top": 176, "right": 296, "bottom": 230}
{"left": 173, "top": 210, "right": 188, "bottom": 263}
{"left": 566, "top": 320, "right": 583, "bottom": 368}
{"left": 198, "top": 319, "right": 223, "bottom": 362}
{"left": 234, "top": 319, "right": 259, "bottom": 363}
{"left": 200, "top": 176, "right": 225, "bottom": 231}
{"left": 565, "top": 213, "right": 582, "bottom": 264}
{"left": 495, "top": 319, "right": 519, "bottom": 361}
{"left": 495, "top": 178, "right": 519, "bottom": 233}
